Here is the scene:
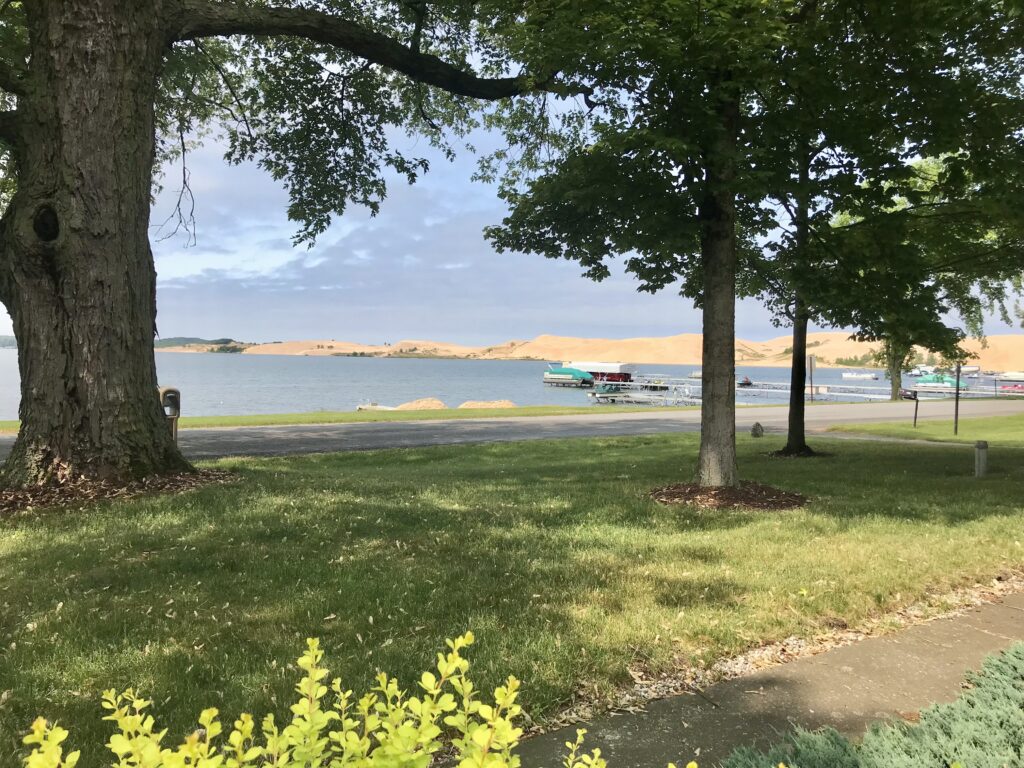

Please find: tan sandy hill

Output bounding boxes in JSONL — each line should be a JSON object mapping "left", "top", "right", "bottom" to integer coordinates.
{"left": 157, "top": 342, "right": 252, "bottom": 353}
{"left": 390, "top": 339, "right": 483, "bottom": 357}
{"left": 243, "top": 340, "right": 381, "bottom": 356}
{"left": 747, "top": 331, "right": 881, "bottom": 367}
{"left": 960, "top": 336, "right": 1024, "bottom": 372}
{"left": 161, "top": 331, "right": 1024, "bottom": 371}
{"left": 751, "top": 331, "right": 1024, "bottom": 371}
{"left": 156, "top": 344, "right": 215, "bottom": 353}
{"left": 475, "top": 333, "right": 706, "bottom": 364}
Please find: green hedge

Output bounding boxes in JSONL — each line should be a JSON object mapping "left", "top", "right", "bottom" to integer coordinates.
{"left": 23, "top": 638, "right": 1024, "bottom": 767}
{"left": 723, "top": 643, "right": 1024, "bottom": 768}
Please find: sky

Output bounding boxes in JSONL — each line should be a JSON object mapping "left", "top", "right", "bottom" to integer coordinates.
{"left": 0, "top": 131, "right": 1018, "bottom": 345}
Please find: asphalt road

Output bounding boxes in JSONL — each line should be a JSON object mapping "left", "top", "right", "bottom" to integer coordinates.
{"left": 1, "top": 398, "right": 1020, "bottom": 461}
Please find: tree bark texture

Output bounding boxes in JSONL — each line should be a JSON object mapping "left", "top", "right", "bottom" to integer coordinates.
{"left": 783, "top": 298, "right": 812, "bottom": 455}
{"left": 0, "top": 0, "right": 538, "bottom": 488}
{"left": 696, "top": 91, "right": 740, "bottom": 488}
{"left": 886, "top": 338, "right": 904, "bottom": 401}
{"left": 0, "top": 0, "right": 190, "bottom": 486}
{"left": 782, "top": 152, "right": 813, "bottom": 456}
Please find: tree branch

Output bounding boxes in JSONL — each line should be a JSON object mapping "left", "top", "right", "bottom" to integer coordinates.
{"left": 0, "top": 59, "right": 24, "bottom": 95}
{"left": 193, "top": 40, "right": 254, "bottom": 139}
{"left": 172, "top": 0, "right": 532, "bottom": 100}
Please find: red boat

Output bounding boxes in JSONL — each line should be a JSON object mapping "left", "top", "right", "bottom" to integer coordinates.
{"left": 562, "top": 361, "right": 638, "bottom": 383}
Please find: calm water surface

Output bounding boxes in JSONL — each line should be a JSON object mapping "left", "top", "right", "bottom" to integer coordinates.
{"left": 0, "top": 348, "right": 885, "bottom": 420}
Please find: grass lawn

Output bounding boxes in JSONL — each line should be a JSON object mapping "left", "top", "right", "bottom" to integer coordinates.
{"left": 0, "top": 404, "right": 697, "bottom": 434}
{"left": 831, "top": 412, "right": 1024, "bottom": 447}
{"left": 2, "top": 434, "right": 1023, "bottom": 764}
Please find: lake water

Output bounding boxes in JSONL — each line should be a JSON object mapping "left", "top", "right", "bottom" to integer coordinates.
{"left": 0, "top": 348, "right": 892, "bottom": 419}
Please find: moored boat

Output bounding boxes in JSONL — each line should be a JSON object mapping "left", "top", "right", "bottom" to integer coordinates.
{"left": 563, "top": 361, "right": 638, "bottom": 382}
{"left": 542, "top": 366, "right": 595, "bottom": 387}
{"left": 914, "top": 373, "right": 969, "bottom": 392}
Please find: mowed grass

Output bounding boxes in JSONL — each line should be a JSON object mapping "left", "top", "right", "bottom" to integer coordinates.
{"left": 831, "top": 412, "right": 1024, "bottom": 447}
{"left": 2, "top": 434, "right": 1024, "bottom": 764}
{"left": 0, "top": 405, "right": 697, "bottom": 434}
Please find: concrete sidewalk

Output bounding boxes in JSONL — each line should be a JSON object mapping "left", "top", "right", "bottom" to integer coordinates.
{"left": 518, "top": 593, "right": 1024, "bottom": 767}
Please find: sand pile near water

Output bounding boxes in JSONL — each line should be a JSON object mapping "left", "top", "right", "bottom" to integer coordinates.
{"left": 457, "top": 400, "right": 517, "bottom": 409}
{"left": 394, "top": 397, "right": 447, "bottom": 410}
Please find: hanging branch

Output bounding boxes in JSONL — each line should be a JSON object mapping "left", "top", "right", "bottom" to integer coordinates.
{"left": 156, "top": 120, "right": 198, "bottom": 245}
{"left": 193, "top": 40, "right": 254, "bottom": 139}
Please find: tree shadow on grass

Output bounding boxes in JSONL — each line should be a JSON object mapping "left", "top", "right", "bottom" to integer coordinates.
{"left": 0, "top": 469, "right": 741, "bottom": 765}
{"left": 2, "top": 435, "right": 1024, "bottom": 764}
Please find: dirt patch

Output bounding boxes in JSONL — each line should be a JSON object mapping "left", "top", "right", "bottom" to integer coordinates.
{"left": 0, "top": 469, "right": 237, "bottom": 517}
{"left": 457, "top": 400, "right": 517, "bottom": 409}
{"left": 650, "top": 482, "right": 807, "bottom": 510}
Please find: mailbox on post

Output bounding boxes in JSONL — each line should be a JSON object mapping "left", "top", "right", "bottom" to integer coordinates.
{"left": 158, "top": 387, "right": 181, "bottom": 442}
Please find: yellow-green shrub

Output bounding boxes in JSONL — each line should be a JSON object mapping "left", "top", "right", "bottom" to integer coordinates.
{"left": 22, "top": 632, "right": 624, "bottom": 768}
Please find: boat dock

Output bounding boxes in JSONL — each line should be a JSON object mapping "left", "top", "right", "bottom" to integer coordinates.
{"left": 586, "top": 375, "right": 1019, "bottom": 406}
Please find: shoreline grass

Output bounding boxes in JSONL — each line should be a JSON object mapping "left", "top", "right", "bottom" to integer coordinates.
{"left": 0, "top": 405, "right": 701, "bottom": 434}
{"left": 2, "top": 400, "right": 869, "bottom": 435}
{"left": 2, "top": 433, "right": 1023, "bottom": 765}
{"left": 830, "top": 412, "right": 1024, "bottom": 446}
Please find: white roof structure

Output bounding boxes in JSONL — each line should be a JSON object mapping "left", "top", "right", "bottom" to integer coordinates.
{"left": 564, "top": 361, "right": 639, "bottom": 374}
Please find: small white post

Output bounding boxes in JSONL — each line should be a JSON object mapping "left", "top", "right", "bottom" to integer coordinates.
{"left": 975, "top": 440, "right": 988, "bottom": 478}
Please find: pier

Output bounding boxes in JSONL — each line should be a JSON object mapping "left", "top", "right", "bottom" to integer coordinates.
{"left": 586, "top": 375, "right": 1020, "bottom": 406}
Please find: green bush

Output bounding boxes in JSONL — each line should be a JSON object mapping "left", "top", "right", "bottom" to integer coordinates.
{"left": 723, "top": 643, "right": 1024, "bottom": 768}
{"left": 21, "top": 634, "right": 720, "bottom": 768}
{"left": 22, "top": 633, "right": 618, "bottom": 768}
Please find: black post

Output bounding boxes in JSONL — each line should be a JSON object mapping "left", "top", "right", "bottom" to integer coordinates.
{"left": 914, "top": 397, "right": 919, "bottom": 428}
{"left": 954, "top": 362, "right": 962, "bottom": 436}
{"left": 808, "top": 354, "right": 815, "bottom": 403}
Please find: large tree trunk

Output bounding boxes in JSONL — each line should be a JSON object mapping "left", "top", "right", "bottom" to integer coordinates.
{"left": 781, "top": 145, "right": 813, "bottom": 456}
{"left": 696, "top": 91, "right": 739, "bottom": 488}
{"left": 782, "top": 296, "right": 813, "bottom": 455}
{"left": 885, "top": 338, "right": 904, "bottom": 401}
{"left": 0, "top": 0, "right": 190, "bottom": 487}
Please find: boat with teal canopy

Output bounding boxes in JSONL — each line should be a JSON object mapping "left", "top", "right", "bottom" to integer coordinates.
{"left": 542, "top": 367, "right": 595, "bottom": 387}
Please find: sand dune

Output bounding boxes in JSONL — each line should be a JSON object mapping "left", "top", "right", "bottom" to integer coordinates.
{"left": 244, "top": 340, "right": 380, "bottom": 356}
{"left": 158, "top": 331, "right": 1024, "bottom": 371}
{"left": 390, "top": 339, "right": 483, "bottom": 357}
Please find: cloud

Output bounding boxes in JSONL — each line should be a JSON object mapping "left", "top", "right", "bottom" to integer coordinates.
{"left": 1, "top": 131, "right": 1017, "bottom": 347}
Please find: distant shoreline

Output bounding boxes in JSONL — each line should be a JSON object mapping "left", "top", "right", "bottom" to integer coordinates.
{"left": 150, "top": 330, "right": 968, "bottom": 369}
{"left": 9, "top": 329, "right": 1023, "bottom": 369}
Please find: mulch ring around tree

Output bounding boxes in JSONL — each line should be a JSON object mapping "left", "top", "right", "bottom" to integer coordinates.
{"left": 0, "top": 469, "right": 238, "bottom": 516}
{"left": 650, "top": 481, "right": 808, "bottom": 511}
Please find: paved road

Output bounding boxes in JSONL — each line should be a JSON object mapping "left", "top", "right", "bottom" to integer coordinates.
{"left": 1, "top": 398, "right": 1021, "bottom": 460}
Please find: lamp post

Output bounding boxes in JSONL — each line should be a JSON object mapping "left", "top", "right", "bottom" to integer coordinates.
{"left": 954, "top": 362, "right": 962, "bottom": 436}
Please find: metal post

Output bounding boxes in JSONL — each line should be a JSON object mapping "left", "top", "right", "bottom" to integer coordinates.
{"left": 808, "top": 354, "right": 816, "bottom": 402}
{"left": 975, "top": 440, "right": 988, "bottom": 478}
{"left": 914, "top": 397, "right": 920, "bottom": 428}
{"left": 954, "top": 362, "right": 961, "bottom": 436}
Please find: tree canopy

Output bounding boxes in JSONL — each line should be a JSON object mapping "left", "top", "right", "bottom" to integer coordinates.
{"left": 0, "top": 0, "right": 554, "bottom": 487}
{"left": 484, "top": 0, "right": 1024, "bottom": 467}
